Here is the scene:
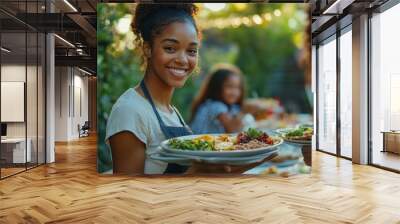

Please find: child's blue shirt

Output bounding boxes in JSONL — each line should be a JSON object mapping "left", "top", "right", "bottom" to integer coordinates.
{"left": 190, "top": 99, "right": 241, "bottom": 134}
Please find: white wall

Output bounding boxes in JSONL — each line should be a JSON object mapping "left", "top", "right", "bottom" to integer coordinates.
{"left": 1, "top": 64, "right": 46, "bottom": 164}
{"left": 55, "top": 67, "right": 69, "bottom": 141}
{"left": 1, "top": 66, "right": 26, "bottom": 136}
{"left": 1, "top": 65, "right": 37, "bottom": 138}
{"left": 55, "top": 67, "right": 89, "bottom": 141}
{"left": 72, "top": 72, "right": 89, "bottom": 138}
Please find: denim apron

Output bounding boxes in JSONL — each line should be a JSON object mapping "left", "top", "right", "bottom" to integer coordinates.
{"left": 140, "top": 80, "right": 192, "bottom": 174}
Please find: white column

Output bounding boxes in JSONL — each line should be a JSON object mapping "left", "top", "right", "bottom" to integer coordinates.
{"left": 352, "top": 14, "right": 369, "bottom": 164}
{"left": 46, "top": 33, "right": 55, "bottom": 163}
{"left": 45, "top": 1, "right": 55, "bottom": 163}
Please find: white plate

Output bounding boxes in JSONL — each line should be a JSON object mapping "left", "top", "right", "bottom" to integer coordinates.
{"left": 274, "top": 128, "right": 294, "bottom": 134}
{"left": 150, "top": 148, "right": 279, "bottom": 166}
{"left": 275, "top": 128, "right": 312, "bottom": 145}
{"left": 160, "top": 134, "right": 283, "bottom": 157}
{"left": 282, "top": 138, "right": 311, "bottom": 145}
{"left": 296, "top": 123, "right": 313, "bottom": 129}
{"left": 149, "top": 154, "right": 191, "bottom": 166}
{"left": 281, "top": 133, "right": 312, "bottom": 145}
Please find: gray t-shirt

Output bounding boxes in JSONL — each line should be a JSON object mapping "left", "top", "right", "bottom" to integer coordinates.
{"left": 105, "top": 88, "right": 188, "bottom": 174}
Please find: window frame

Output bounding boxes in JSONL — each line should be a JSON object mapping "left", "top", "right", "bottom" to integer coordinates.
{"left": 314, "top": 20, "right": 353, "bottom": 161}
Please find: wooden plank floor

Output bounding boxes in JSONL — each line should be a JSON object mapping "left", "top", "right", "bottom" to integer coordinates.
{"left": 1, "top": 167, "right": 26, "bottom": 178}
{"left": 1, "top": 135, "right": 400, "bottom": 224}
{"left": 372, "top": 150, "right": 400, "bottom": 171}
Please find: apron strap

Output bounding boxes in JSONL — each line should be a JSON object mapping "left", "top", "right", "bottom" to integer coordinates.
{"left": 140, "top": 80, "right": 169, "bottom": 132}
{"left": 171, "top": 106, "right": 186, "bottom": 127}
{"left": 140, "top": 80, "right": 190, "bottom": 174}
{"left": 140, "top": 80, "right": 186, "bottom": 128}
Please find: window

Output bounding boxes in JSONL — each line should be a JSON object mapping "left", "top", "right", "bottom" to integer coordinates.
{"left": 370, "top": 2, "right": 400, "bottom": 171}
{"left": 0, "top": 1, "right": 47, "bottom": 179}
{"left": 339, "top": 28, "right": 352, "bottom": 158}
{"left": 317, "top": 36, "right": 337, "bottom": 154}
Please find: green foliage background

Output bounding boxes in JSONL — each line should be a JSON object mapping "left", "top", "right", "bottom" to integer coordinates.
{"left": 97, "top": 3, "right": 310, "bottom": 172}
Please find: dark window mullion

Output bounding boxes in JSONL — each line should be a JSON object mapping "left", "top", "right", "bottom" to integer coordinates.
{"left": 316, "top": 44, "right": 319, "bottom": 151}
{"left": 0, "top": 21, "right": 2, "bottom": 179}
{"left": 367, "top": 11, "right": 373, "bottom": 166}
{"left": 36, "top": 0, "right": 39, "bottom": 167}
{"left": 25, "top": 0, "right": 28, "bottom": 171}
{"left": 44, "top": 0, "right": 47, "bottom": 165}
{"left": 73, "top": 68, "right": 75, "bottom": 118}
{"left": 336, "top": 26, "right": 341, "bottom": 157}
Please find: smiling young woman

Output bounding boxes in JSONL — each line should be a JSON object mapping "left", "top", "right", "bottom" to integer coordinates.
{"left": 105, "top": 3, "right": 201, "bottom": 175}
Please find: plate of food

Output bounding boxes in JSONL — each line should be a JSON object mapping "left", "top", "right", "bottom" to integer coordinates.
{"left": 150, "top": 147, "right": 279, "bottom": 166}
{"left": 274, "top": 127, "right": 294, "bottom": 135}
{"left": 160, "top": 128, "right": 283, "bottom": 157}
{"left": 277, "top": 126, "right": 313, "bottom": 145}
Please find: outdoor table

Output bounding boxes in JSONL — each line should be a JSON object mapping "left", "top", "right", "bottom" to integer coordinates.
{"left": 244, "top": 134, "right": 311, "bottom": 175}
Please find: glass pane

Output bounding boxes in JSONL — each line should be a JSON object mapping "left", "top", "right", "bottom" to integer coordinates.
{"left": 1, "top": 30, "right": 27, "bottom": 177}
{"left": 339, "top": 29, "right": 352, "bottom": 158}
{"left": 27, "top": 31, "right": 38, "bottom": 169}
{"left": 312, "top": 45, "right": 317, "bottom": 151}
{"left": 371, "top": 4, "right": 400, "bottom": 171}
{"left": 38, "top": 33, "right": 45, "bottom": 165}
{"left": 317, "top": 37, "right": 337, "bottom": 154}
{"left": 26, "top": 0, "right": 39, "bottom": 169}
{"left": 0, "top": 1, "right": 46, "bottom": 178}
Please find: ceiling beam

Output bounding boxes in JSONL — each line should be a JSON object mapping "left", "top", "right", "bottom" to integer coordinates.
{"left": 66, "top": 13, "right": 96, "bottom": 46}
{"left": 311, "top": 15, "right": 335, "bottom": 33}
{"left": 55, "top": 55, "right": 96, "bottom": 73}
{"left": 322, "top": 0, "right": 356, "bottom": 14}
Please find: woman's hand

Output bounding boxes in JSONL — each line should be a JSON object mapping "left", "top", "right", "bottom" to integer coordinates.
{"left": 242, "top": 102, "right": 265, "bottom": 115}
{"left": 217, "top": 112, "right": 244, "bottom": 133}
{"left": 185, "top": 152, "right": 278, "bottom": 174}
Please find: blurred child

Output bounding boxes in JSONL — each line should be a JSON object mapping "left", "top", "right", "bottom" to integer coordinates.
{"left": 190, "top": 64, "right": 253, "bottom": 134}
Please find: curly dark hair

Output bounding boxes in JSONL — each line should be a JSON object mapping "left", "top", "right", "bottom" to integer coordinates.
{"left": 131, "top": 3, "right": 201, "bottom": 70}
